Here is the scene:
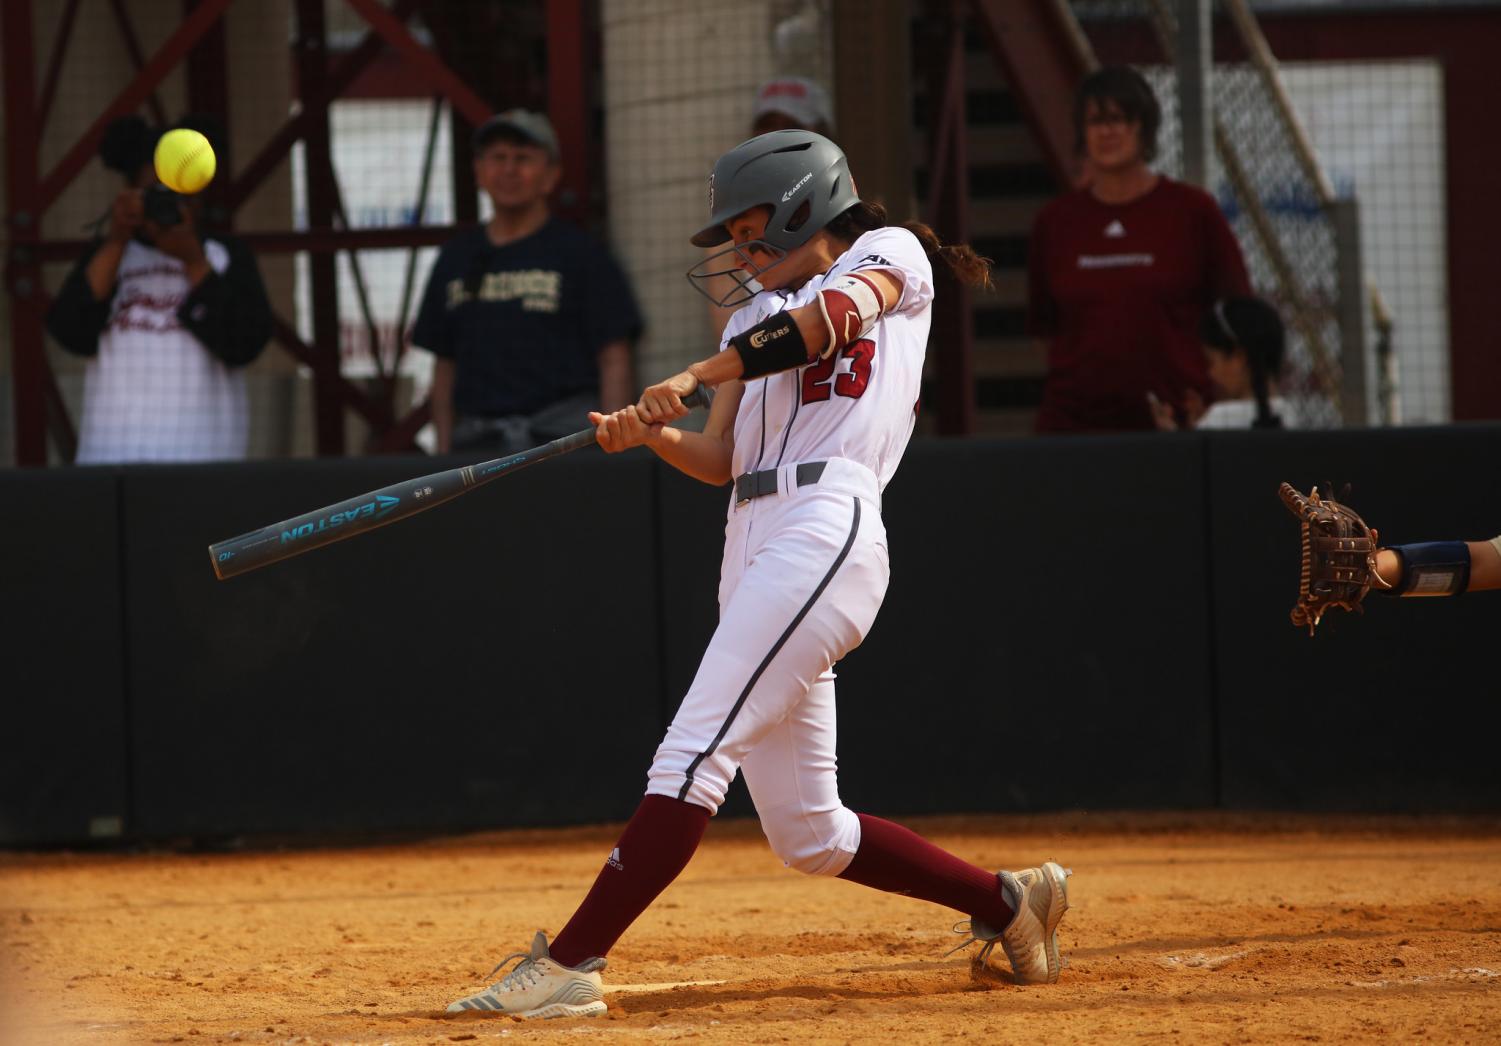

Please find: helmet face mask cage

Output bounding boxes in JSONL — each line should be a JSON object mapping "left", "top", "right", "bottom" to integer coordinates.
{"left": 686, "top": 239, "right": 787, "bottom": 308}
{"left": 686, "top": 129, "right": 860, "bottom": 305}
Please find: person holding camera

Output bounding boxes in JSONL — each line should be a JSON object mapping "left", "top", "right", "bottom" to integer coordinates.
{"left": 46, "top": 114, "right": 273, "bottom": 464}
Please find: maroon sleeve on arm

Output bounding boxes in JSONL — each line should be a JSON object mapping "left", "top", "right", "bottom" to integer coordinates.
{"left": 1205, "top": 198, "right": 1251, "bottom": 296}
{"left": 1026, "top": 207, "right": 1058, "bottom": 337}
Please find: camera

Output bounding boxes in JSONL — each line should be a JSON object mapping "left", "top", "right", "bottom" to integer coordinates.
{"left": 143, "top": 184, "right": 183, "bottom": 227}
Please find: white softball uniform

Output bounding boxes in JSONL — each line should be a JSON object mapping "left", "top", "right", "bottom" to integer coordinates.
{"left": 75, "top": 238, "right": 249, "bottom": 464}
{"left": 646, "top": 227, "right": 933, "bottom": 876}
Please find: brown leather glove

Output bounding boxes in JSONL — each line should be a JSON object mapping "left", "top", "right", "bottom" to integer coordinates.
{"left": 1278, "top": 482, "right": 1380, "bottom": 636}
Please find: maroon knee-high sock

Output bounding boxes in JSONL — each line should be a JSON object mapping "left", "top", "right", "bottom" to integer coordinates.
{"left": 547, "top": 794, "right": 710, "bottom": 968}
{"left": 837, "top": 813, "right": 1014, "bottom": 929}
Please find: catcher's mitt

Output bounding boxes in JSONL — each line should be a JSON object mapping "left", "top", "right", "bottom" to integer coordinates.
{"left": 1278, "top": 482, "right": 1380, "bottom": 636}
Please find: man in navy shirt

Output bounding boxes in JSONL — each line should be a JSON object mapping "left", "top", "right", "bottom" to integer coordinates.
{"left": 413, "top": 110, "right": 642, "bottom": 454}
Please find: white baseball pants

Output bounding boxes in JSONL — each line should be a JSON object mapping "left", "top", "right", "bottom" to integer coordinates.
{"left": 646, "top": 458, "right": 889, "bottom": 877}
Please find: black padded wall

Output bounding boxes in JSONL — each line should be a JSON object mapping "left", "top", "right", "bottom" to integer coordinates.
{"left": 119, "top": 453, "right": 664, "bottom": 839}
{"left": 7, "top": 423, "right": 1501, "bottom": 847}
{"left": 0, "top": 469, "right": 128, "bottom": 845}
{"left": 1206, "top": 424, "right": 1501, "bottom": 811}
{"left": 832, "top": 434, "right": 1218, "bottom": 815}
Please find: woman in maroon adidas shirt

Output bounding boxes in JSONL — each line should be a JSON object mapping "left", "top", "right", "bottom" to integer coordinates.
{"left": 1028, "top": 65, "right": 1250, "bottom": 432}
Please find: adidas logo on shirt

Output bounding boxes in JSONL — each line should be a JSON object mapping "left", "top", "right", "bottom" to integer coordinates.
{"left": 606, "top": 847, "right": 624, "bottom": 871}
{"left": 1103, "top": 220, "right": 1126, "bottom": 238}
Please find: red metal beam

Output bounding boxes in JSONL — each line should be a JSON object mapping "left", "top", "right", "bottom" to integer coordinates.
{"left": 29, "top": 289, "right": 79, "bottom": 460}
{"left": 43, "top": 355, "right": 78, "bottom": 463}
{"left": 369, "top": 401, "right": 432, "bottom": 454}
{"left": 393, "top": 96, "right": 445, "bottom": 381}
{"left": 32, "top": 225, "right": 464, "bottom": 264}
{"left": 222, "top": 0, "right": 422, "bottom": 216}
{"left": 36, "top": 0, "right": 83, "bottom": 135}
{"left": 295, "top": 0, "right": 346, "bottom": 456}
{"left": 4, "top": 0, "right": 49, "bottom": 465}
{"left": 36, "top": 0, "right": 233, "bottom": 215}
{"left": 342, "top": 0, "right": 490, "bottom": 126}
{"left": 271, "top": 317, "right": 392, "bottom": 430}
{"left": 227, "top": 225, "right": 462, "bottom": 255}
{"left": 184, "top": 0, "right": 230, "bottom": 124}
{"left": 547, "top": 0, "right": 590, "bottom": 226}
{"left": 185, "top": 0, "right": 233, "bottom": 234}
{"left": 323, "top": 154, "right": 388, "bottom": 386}
{"left": 420, "top": 5, "right": 480, "bottom": 228}
{"left": 107, "top": 0, "right": 170, "bottom": 127}
{"left": 970, "top": 0, "right": 1094, "bottom": 189}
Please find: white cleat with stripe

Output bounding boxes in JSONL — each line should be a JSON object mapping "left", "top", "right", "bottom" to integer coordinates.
{"left": 446, "top": 931, "right": 607, "bottom": 1019}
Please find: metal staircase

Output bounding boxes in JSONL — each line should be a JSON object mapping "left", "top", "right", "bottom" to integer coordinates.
{"left": 912, "top": 0, "right": 1091, "bottom": 436}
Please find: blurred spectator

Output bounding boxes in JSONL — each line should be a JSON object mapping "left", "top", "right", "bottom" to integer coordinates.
{"left": 750, "top": 76, "right": 833, "bottom": 137}
{"left": 707, "top": 77, "right": 837, "bottom": 340}
{"left": 46, "top": 113, "right": 272, "bottom": 464}
{"left": 1151, "top": 295, "right": 1297, "bottom": 430}
{"left": 1028, "top": 65, "right": 1250, "bottom": 433}
{"left": 413, "top": 109, "right": 641, "bottom": 455}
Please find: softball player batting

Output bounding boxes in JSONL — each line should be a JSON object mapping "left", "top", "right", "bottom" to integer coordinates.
{"left": 446, "top": 130, "right": 1072, "bottom": 1019}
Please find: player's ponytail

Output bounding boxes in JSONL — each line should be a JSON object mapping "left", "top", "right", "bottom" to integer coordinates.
{"left": 1204, "top": 296, "right": 1286, "bottom": 430}
{"left": 1247, "top": 346, "right": 1281, "bottom": 430}
{"left": 825, "top": 201, "right": 994, "bottom": 291}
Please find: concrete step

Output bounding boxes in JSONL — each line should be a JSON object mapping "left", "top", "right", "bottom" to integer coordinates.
{"left": 908, "top": 20, "right": 1054, "bottom": 434}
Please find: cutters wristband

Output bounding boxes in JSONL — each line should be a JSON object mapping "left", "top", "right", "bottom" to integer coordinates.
{"left": 730, "top": 313, "right": 812, "bottom": 379}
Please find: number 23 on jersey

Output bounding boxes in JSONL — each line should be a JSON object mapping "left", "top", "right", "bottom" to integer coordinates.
{"left": 801, "top": 338, "right": 874, "bottom": 404}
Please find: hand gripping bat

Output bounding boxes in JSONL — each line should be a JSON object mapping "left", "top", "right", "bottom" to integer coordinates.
{"left": 208, "top": 386, "right": 714, "bottom": 580}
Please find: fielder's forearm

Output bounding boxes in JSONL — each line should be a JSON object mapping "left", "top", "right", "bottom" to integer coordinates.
{"left": 1374, "top": 539, "right": 1501, "bottom": 594}
{"left": 1472, "top": 538, "right": 1501, "bottom": 590}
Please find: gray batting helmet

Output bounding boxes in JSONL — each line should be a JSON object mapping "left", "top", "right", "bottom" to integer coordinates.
{"left": 690, "top": 130, "right": 859, "bottom": 251}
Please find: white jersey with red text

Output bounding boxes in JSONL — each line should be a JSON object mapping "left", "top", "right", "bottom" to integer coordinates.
{"left": 719, "top": 226, "right": 934, "bottom": 493}
{"left": 642, "top": 225, "right": 935, "bottom": 879}
{"left": 76, "top": 238, "right": 249, "bottom": 464}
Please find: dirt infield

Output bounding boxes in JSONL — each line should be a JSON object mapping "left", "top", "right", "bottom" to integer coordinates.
{"left": 3, "top": 812, "right": 1499, "bottom": 1044}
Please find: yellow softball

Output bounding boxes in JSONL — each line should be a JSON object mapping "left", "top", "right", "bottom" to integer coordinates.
{"left": 153, "top": 128, "right": 217, "bottom": 194}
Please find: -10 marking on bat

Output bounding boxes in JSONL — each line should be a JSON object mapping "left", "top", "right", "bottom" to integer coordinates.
{"left": 280, "top": 493, "right": 401, "bottom": 545}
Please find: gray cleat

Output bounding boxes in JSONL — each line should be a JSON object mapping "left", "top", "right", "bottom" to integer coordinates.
{"left": 951, "top": 861, "right": 1072, "bottom": 984}
{"left": 446, "top": 930, "right": 607, "bottom": 1019}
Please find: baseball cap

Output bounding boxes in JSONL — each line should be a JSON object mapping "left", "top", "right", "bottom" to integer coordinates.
{"left": 752, "top": 77, "right": 833, "bottom": 131}
{"left": 471, "top": 108, "right": 560, "bottom": 160}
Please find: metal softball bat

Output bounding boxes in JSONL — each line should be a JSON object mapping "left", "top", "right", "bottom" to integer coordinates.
{"left": 208, "top": 385, "right": 714, "bottom": 580}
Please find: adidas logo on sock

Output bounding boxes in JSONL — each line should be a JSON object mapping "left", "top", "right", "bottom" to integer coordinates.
{"left": 1103, "top": 219, "right": 1126, "bottom": 238}
{"left": 606, "top": 847, "right": 624, "bottom": 871}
